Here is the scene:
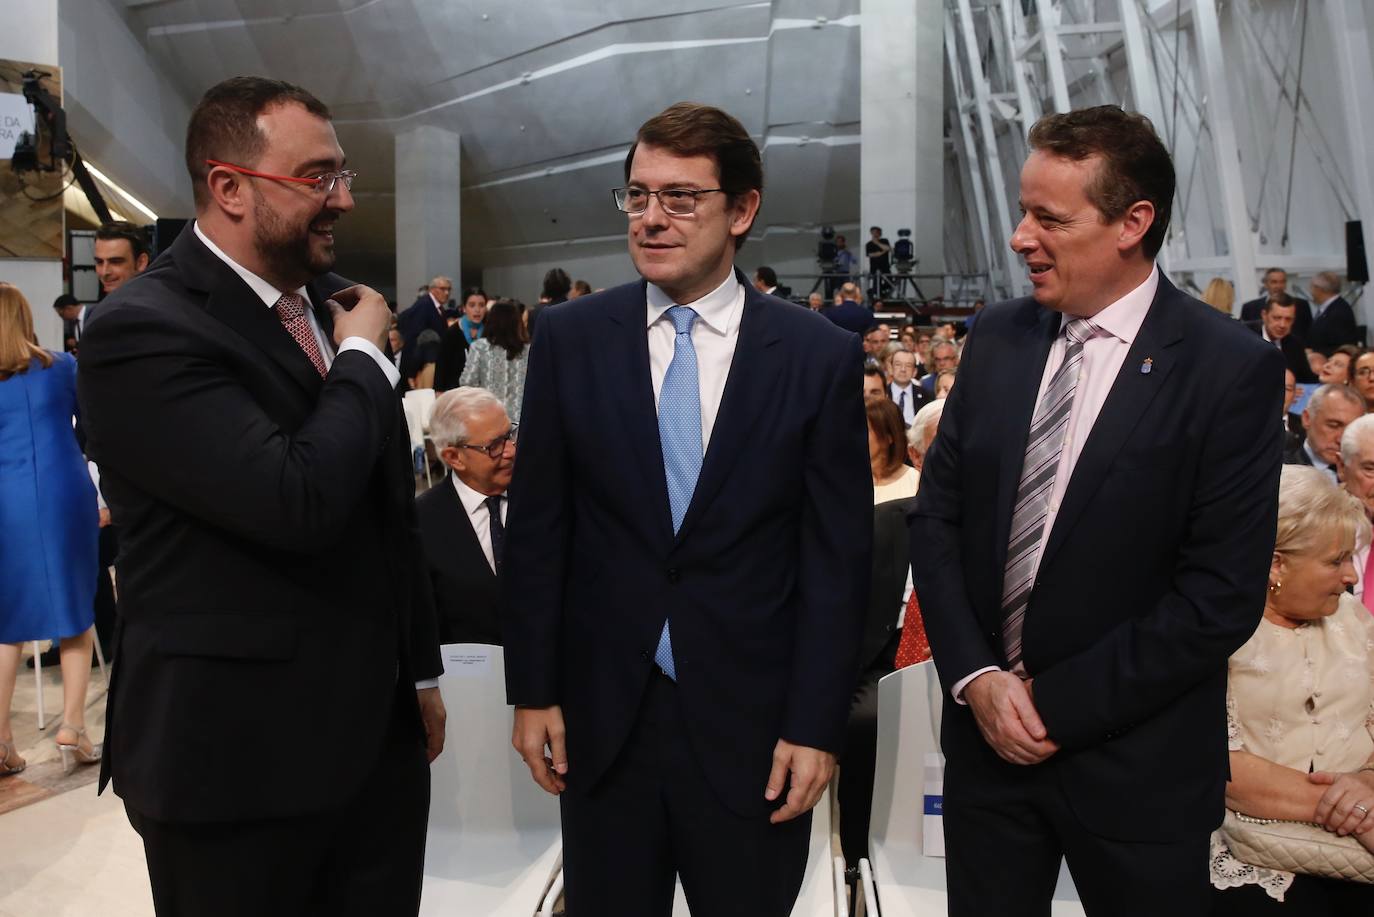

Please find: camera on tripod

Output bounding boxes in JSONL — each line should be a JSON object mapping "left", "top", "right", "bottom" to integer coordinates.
{"left": 892, "top": 228, "right": 916, "bottom": 273}
{"left": 817, "top": 225, "right": 838, "bottom": 273}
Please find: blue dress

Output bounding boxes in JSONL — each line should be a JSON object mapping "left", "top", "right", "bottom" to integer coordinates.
{"left": 0, "top": 353, "right": 98, "bottom": 642}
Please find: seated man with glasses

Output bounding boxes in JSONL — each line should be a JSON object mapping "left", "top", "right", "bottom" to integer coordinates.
{"left": 415, "top": 387, "right": 516, "bottom": 645}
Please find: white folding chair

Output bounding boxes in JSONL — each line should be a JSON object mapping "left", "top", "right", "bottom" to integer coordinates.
{"left": 32, "top": 629, "right": 108, "bottom": 731}
{"left": 401, "top": 395, "right": 431, "bottom": 487}
{"left": 420, "top": 644, "right": 563, "bottom": 917}
{"left": 860, "top": 661, "right": 1084, "bottom": 916}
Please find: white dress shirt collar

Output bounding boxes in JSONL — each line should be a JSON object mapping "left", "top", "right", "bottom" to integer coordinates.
{"left": 451, "top": 471, "right": 504, "bottom": 516}
{"left": 430, "top": 292, "right": 446, "bottom": 312}
{"left": 1303, "top": 440, "right": 1333, "bottom": 473}
{"left": 194, "top": 221, "right": 309, "bottom": 310}
{"left": 1073, "top": 264, "right": 1158, "bottom": 345}
{"left": 646, "top": 269, "right": 744, "bottom": 337}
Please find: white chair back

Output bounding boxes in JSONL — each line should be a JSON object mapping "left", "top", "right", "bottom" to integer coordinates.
{"left": 421, "top": 644, "right": 562, "bottom": 916}
{"left": 403, "top": 387, "right": 438, "bottom": 433}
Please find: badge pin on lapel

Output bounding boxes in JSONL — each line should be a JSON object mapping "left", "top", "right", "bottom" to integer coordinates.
{"left": 1140, "top": 357, "right": 1154, "bottom": 375}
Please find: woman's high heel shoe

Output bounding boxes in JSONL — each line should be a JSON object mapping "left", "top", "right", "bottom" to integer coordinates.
{"left": 55, "top": 725, "right": 101, "bottom": 776}
{"left": 0, "top": 739, "right": 25, "bottom": 777}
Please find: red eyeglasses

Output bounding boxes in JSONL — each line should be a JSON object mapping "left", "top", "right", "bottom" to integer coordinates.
{"left": 205, "top": 159, "right": 357, "bottom": 195}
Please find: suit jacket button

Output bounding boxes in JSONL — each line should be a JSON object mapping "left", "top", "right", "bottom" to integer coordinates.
{"left": 667, "top": 568, "right": 680, "bottom": 583}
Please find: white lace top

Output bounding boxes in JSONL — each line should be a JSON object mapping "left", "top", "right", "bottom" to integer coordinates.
{"left": 1211, "top": 594, "right": 1374, "bottom": 900}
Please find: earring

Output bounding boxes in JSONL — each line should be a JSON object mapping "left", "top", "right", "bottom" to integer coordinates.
{"left": 1268, "top": 580, "right": 1283, "bottom": 596}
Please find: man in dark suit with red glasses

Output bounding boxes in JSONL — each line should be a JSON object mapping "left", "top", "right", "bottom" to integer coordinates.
{"left": 78, "top": 76, "right": 443, "bottom": 916}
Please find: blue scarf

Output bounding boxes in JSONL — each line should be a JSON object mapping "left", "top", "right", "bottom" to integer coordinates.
{"left": 460, "top": 317, "right": 484, "bottom": 341}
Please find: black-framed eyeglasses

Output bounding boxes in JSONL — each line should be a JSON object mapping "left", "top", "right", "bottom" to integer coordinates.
{"left": 461, "top": 424, "right": 518, "bottom": 459}
{"left": 612, "top": 186, "right": 724, "bottom": 216}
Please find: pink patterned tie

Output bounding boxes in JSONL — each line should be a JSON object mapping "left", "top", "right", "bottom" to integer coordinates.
{"left": 274, "top": 293, "right": 328, "bottom": 378}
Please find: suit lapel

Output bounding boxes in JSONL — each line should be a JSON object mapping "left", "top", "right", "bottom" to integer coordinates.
{"left": 1037, "top": 278, "right": 1185, "bottom": 571}
{"left": 992, "top": 304, "right": 1062, "bottom": 582}
{"left": 674, "top": 280, "right": 782, "bottom": 545}
{"left": 606, "top": 287, "right": 676, "bottom": 545}
{"left": 438, "top": 474, "right": 498, "bottom": 582}
{"left": 179, "top": 229, "right": 324, "bottom": 402}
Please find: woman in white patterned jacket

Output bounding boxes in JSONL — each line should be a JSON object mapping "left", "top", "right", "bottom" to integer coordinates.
{"left": 459, "top": 299, "right": 528, "bottom": 422}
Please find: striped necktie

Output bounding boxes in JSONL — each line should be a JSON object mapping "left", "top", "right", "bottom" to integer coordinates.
{"left": 1000, "top": 318, "right": 1102, "bottom": 673}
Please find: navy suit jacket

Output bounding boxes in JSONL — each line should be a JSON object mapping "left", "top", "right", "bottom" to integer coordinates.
{"left": 398, "top": 293, "right": 448, "bottom": 346}
{"left": 503, "top": 273, "right": 872, "bottom": 817}
{"left": 1307, "top": 296, "right": 1360, "bottom": 352}
{"left": 1244, "top": 320, "right": 1316, "bottom": 382}
{"left": 1240, "top": 295, "right": 1311, "bottom": 340}
{"left": 911, "top": 273, "right": 1283, "bottom": 842}
{"left": 821, "top": 301, "right": 874, "bottom": 335}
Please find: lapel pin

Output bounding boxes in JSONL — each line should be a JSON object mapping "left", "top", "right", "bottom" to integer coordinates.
{"left": 1140, "top": 357, "right": 1153, "bottom": 375}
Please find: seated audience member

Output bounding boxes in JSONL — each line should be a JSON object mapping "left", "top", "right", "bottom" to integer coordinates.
{"left": 569, "top": 279, "right": 592, "bottom": 299}
{"left": 1307, "top": 271, "right": 1360, "bottom": 353}
{"left": 862, "top": 325, "right": 887, "bottom": 368}
{"left": 1354, "top": 352, "right": 1374, "bottom": 413}
{"left": 1200, "top": 277, "right": 1235, "bottom": 316}
{"left": 1338, "top": 415, "right": 1374, "bottom": 606}
{"left": 807, "top": 291, "right": 824, "bottom": 311}
{"left": 898, "top": 326, "right": 917, "bottom": 353}
{"left": 906, "top": 399, "right": 944, "bottom": 471}
{"left": 434, "top": 287, "right": 488, "bottom": 391}
{"left": 1210, "top": 466, "right": 1374, "bottom": 913}
{"left": 919, "top": 338, "right": 958, "bottom": 395}
{"left": 458, "top": 300, "right": 528, "bottom": 422}
{"left": 1286, "top": 384, "right": 1364, "bottom": 477}
{"left": 415, "top": 388, "right": 516, "bottom": 645}
{"left": 934, "top": 369, "right": 956, "bottom": 400}
{"left": 887, "top": 349, "right": 928, "bottom": 426}
{"left": 1283, "top": 370, "right": 1304, "bottom": 445}
{"left": 1319, "top": 345, "right": 1360, "bottom": 386}
{"left": 825, "top": 291, "right": 876, "bottom": 335}
{"left": 862, "top": 366, "right": 887, "bottom": 402}
{"left": 1240, "top": 268, "right": 1313, "bottom": 336}
{"left": 868, "top": 398, "right": 917, "bottom": 502}
{"left": 1248, "top": 296, "right": 1317, "bottom": 382}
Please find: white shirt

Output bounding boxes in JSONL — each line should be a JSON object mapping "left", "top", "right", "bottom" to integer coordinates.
{"left": 889, "top": 381, "right": 919, "bottom": 424}
{"left": 646, "top": 270, "right": 746, "bottom": 449}
{"left": 193, "top": 222, "right": 399, "bottom": 388}
{"left": 451, "top": 473, "right": 507, "bottom": 574}
{"left": 953, "top": 265, "right": 1160, "bottom": 702}
{"left": 429, "top": 292, "right": 446, "bottom": 315}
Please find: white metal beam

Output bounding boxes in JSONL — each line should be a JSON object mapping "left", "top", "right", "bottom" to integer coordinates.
{"left": 1000, "top": 0, "right": 1042, "bottom": 138}
{"left": 955, "top": 0, "right": 1027, "bottom": 296}
{"left": 945, "top": 13, "right": 999, "bottom": 296}
{"left": 1190, "top": 0, "right": 1257, "bottom": 292}
{"left": 1033, "top": 0, "right": 1073, "bottom": 111}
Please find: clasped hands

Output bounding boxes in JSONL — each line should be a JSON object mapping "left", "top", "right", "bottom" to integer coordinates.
{"left": 511, "top": 706, "right": 834, "bottom": 823}
{"left": 1308, "top": 768, "right": 1374, "bottom": 849}
{"left": 964, "top": 670, "right": 1059, "bottom": 766}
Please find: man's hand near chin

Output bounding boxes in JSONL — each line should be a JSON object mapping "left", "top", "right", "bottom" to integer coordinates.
{"left": 962, "top": 671, "right": 1059, "bottom": 766}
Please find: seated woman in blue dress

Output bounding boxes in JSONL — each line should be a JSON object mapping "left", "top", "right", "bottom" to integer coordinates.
{"left": 0, "top": 282, "right": 102, "bottom": 776}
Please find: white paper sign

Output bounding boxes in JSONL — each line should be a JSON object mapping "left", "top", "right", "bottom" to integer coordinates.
{"left": 444, "top": 649, "right": 492, "bottom": 678}
{"left": 0, "top": 93, "right": 35, "bottom": 161}
{"left": 922, "top": 751, "right": 945, "bottom": 857}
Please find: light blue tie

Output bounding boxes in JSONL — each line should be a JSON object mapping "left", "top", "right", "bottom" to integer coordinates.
{"left": 654, "top": 306, "right": 702, "bottom": 681}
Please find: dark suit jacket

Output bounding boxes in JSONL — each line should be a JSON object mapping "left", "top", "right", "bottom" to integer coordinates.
{"left": 503, "top": 271, "right": 872, "bottom": 817}
{"left": 861, "top": 498, "right": 916, "bottom": 674}
{"left": 888, "top": 382, "right": 930, "bottom": 425}
{"left": 1283, "top": 437, "right": 1315, "bottom": 467}
{"left": 1307, "top": 296, "right": 1360, "bottom": 352}
{"left": 433, "top": 322, "right": 471, "bottom": 391}
{"left": 911, "top": 273, "right": 1283, "bottom": 843}
{"left": 1244, "top": 321, "right": 1316, "bottom": 382}
{"left": 1240, "top": 295, "right": 1311, "bottom": 339}
{"left": 76, "top": 226, "right": 441, "bottom": 823}
{"left": 821, "top": 301, "right": 874, "bottom": 335}
{"left": 416, "top": 474, "right": 503, "bottom": 645}
{"left": 398, "top": 293, "right": 448, "bottom": 346}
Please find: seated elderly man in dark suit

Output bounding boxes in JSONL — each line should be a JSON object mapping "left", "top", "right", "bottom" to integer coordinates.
{"left": 414, "top": 386, "right": 516, "bottom": 645}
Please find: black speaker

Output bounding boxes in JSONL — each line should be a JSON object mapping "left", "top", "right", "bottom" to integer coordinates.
{"left": 1348, "top": 220, "right": 1369, "bottom": 283}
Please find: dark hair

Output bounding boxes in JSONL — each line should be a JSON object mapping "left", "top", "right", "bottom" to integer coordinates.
{"left": 541, "top": 268, "right": 571, "bottom": 301}
{"left": 863, "top": 365, "right": 887, "bottom": 386}
{"left": 461, "top": 286, "right": 488, "bottom": 305}
{"left": 1264, "top": 293, "right": 1295, "bottom": 310}
{"left": 625, "top": 101, "right": 763, "bottom": 251}
{"left": 52, "top": 293, "right": 80, "bottom": 311}
{"left": 870, "top": 226, "right": 882, "bottom": 233}
{"left": 1264, "top": 267, "right": 1287, "bottom": 279}
{"left": 572, "top": 279, "right": 592, "bottom": 296}
{"left": 186, "top": 77, "right": 331, "bottom": 209}
{"left": 96, "top": 221, "right": 151, "bottom": 260}
{"left": 865, "top": 324, "right": 886, "bottom": 337}
{"left": 865, "top": 398, "right": 907, "bottom": 477}
{"left": 484, "top": 300, "right": 526, "bottom": 361}
{"left": 755, "top": 266, "right": 778, "bottom": 287}
{"left": 1027, "top": 106, "right": 1174, "bottom": 258}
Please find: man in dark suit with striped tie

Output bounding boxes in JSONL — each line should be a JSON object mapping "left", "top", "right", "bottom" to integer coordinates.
{"left": 912, "top": 106, "right": 1282, "bottom": 916}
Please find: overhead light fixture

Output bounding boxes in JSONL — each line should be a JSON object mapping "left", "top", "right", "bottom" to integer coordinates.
{"left": 83, "top": 162, "right": 159, "bottom": 222}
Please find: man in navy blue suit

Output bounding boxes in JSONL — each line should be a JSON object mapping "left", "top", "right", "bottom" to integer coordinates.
{"left": 912, "top": 107, "right": 1282, "bottom": 916}
{"left": 397, "top": 275, "right": 452, "bottom": 344}
{"left": 504, "top": 102, "right": 871, "bottom": 917}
